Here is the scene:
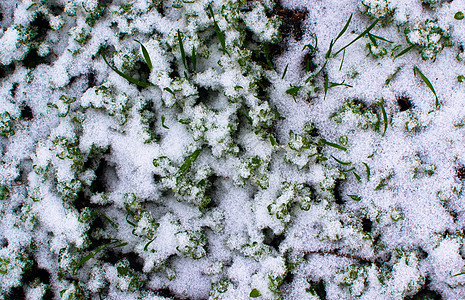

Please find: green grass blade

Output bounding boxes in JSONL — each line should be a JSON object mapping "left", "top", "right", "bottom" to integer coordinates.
{"left": 286, "top": 85, "right": 302, "bottom": 102}
{"left": 282, "top": 63, "right": 288, "bottom": 79}
{"left": 335, "top": 13, "right": 353, "bottom": 43}
{"left": 95, "top": 210, "right": 118, "bottom": 229}
{"left": 347, "top": 194, "right": 361, "bottom": 201}
{"left": 325, "top": 40, "right": 334, "bottom": 59}
{"left": 394, "top": 44, "right": 414, "bottom": 58}
{"left": 192, "top": 46, "right": 197, "bottom": 72}
{"left": 320, "top": 139, "right": 347, "bottom": 151}
{"left": 177, "top": 30, "right": 187, "bottom": 70}
{"left": 163, "top": 87, "right": 175, "bottom": 96}
{"left": 306, "top": 60, "right": 327, "bottom": 83}
{"left": 161, "top": 115, "right": 169, "bottom": 129}
{"left": 385, "top": 66, "right": 401, "bottom": 85}
{"left": 353, "top": 171, "right": 362, "bottom": 182}
{"left": 331, "top": 155, "right": 351, "bottom": 165}
{"left": 75, "top": 240, "right": 119, "bottom": 270}
{"left": 379, "top": 102, "right": 388, "bottom": 136}
{"left": 113, "top": 242, "right": 128, "bottom": 248}
{"left": 134, "top": 39, "right": 152, "bottom": 70}
{"left": 100, "top": 49, "right": 151, "bottom": 88}
{"left": 324, "top": 74, "right": 329, "bottom": 100}
{"left": 363, "top": 162, "right": 370, "bottom": 181}
{"left": 413, "top": 66, "right": 440, "bottom": 108}
{"left": 334, "top": 19, "right": 379, "bottom": 56}
{"left": 144, "top": 238, "right": 156, "bottom": 251}
{"left": 178, "top": 149, "right": 201, "bottom": 175}
{"left": 339, "top": 49, "right": 345, "bottom": 71}
{"left": 368, "top": 33, "right": 393, "bottom": 43}
{"left": 208, "top": 6, "right": 229, "bottom": 56}
{"left": 328, "top": 81, "right": 352, "bottom": 88}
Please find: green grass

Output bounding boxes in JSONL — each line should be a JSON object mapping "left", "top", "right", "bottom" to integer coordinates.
{"left": 100, "top": 48, "right": 152, "bottom": 88}
{"left": 333, "top": 18, "right": 379, "bottom": 56}
{"left": 413, "top": 66, "right": 440, "bottom": 108}
{"left": 178, "top": 148, "right": 202, "bottom": 176}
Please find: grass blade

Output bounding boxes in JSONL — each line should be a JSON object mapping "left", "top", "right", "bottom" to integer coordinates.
{"left": 75, "top": 240, "right": 119, "bottom": 270}
{"left": 192, "top": 46, "right": 197, "bottom": 72}
{"left": 334, "top": 19, "right": 379, "bottom": 56}
{"left": 339, "top": 49, "right": 345, "bottom": 71}
{"left": 331, "top": 155, "right": 351, "bottom": 165}
{"left": 394, "top": 45, "right": 414, "bottom": 58}
{"left": 320, "top": 139, "right": 347, "bottom": 151}
{"left": 100, "top": 49, "right": 151, "bottom": 88}
{"left": 379, "top": 102, "right": 388, "bottom": 136}
{"left": 286, "top": 85, "right": 302, "bottom": 102}
{"left": 95, "top": 210, "right": 118, "bottom": 229}
{"left": 368, "top": 33, "right": 393, "bottom": 43}
{"left": 134, "top": 39, "right": 152, "bottom": 70}
{"left": 335, "top": 13, "right": 353, "bottom": 43}
{"left": 347, "top": 194, "right": 361, "bottom": 201}
{"left": 413, "top": 66, "right": 440, "bottom": 108}
{"left": 363, "top": 162, "right": 370, "bottom": 181}
{"left": 208, "top": 6, "right": 229, "bottom": 56}
{"left": 324, "top": 74, "right": 329, "bottom": 100}
{"left": 178, "top": 149, "right": 201, "bottom": 175}
{"left": 177, "top": 30, "right": 187, "bottom": 70}
{"left": 161, "top": 115, "right": 169, "bottom": 129}
{"left": 353, "top": 171, "right": 362, "bottom": 182}
{"left": 282, "top": 63, "right": 288, "bottom": 79}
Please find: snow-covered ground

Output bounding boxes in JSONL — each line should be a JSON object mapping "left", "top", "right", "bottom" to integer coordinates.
{"left": 0, "top": 0, "right": 465, "bottom": 299}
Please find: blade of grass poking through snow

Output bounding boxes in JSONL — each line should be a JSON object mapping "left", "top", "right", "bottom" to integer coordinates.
{"left": 306, "top": 60, "right": 328, "bottom": 83}
{"left": 178, "top": 148, "right": 201, "bottom": 176}
{"left": 377, "top": 100, "right": 388, "bottom": 136}
{"left": 161, "top": 115, "right": 169, "bottom": 129}
{"left": 328, "top": 81, "right": 352, "bottom": 88}
{"left": 320, "top": 139, "right": 347, "bottom": 151}
{"left": 163, "top": 87, "right": 175, "bottom": 96}
{"left": 286, "top": 85, "right": 302, "bottom": 102}
{"left": 339, "top": 49, "right": 345, "bottom": 71}
{"left": 208, "top": 6, "right": 229, "bottom": 56}
{"left": 334, "top": 13, "right": 353, "bottom": 43}
{"left": 363, "top": 162, "right": 371, "bottom": 181}
{"left": 413, "top": 66, "right": 440, "bottom": 108}
{"left": 75, "top": 239, "right": 121, "bottom": 270}
{"left": 348, "top": 194, "right": 361, "bottom": 201}
{"left": 368, "top": 33, "right": 393, "bottom": 43}
{"left": 324, "top": 73, "right": 329, "bottom": 100}
{"left": 331, "top": 155, "right": 351, "bottom": 165}
{"left": 385, "top": 66, "right": 401, "bottom": 85}
{"left": 177, "top": 30, "right": 187, "bottom": 70}
{"left": 93, "top": 210, "right": 118, "bottom": 229}
{"left": 333, "top": 19, "right": 379, "bottom": 56}
{"left": 353, "top": 171, "right": 362, "bottom": 182}
{"left": 134, "top": 40, "right": 152, "bottom": 70}
{"left": 192, "top": 46, "right": 197, "bottom": 72}
{"left": 394, "top": 44, "right": 414, "bottom": 58}
{"left": 282, "top": 63, "right": 288, "bottom": 79}
{"left": 100, "top": 49, "right": 151, "bottom": 88}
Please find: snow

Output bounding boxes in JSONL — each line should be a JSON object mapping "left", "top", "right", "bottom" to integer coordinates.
{"left": 1, "top": 0, "right": 465, "bottom": 298}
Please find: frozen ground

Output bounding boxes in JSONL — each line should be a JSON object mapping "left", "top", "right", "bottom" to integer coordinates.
{"left": 0, "top": 0, "right": 465, "bottom": 299}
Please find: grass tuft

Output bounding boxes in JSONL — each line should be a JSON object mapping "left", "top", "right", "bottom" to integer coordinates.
{"left": 334, "top": 19, "right": 379, "bottom": 56}
{"left": 100, "top": 48, "right": 152, "bottom": 88}
{"left": 177, "top": 29, "right": 187, "bottom": 70}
